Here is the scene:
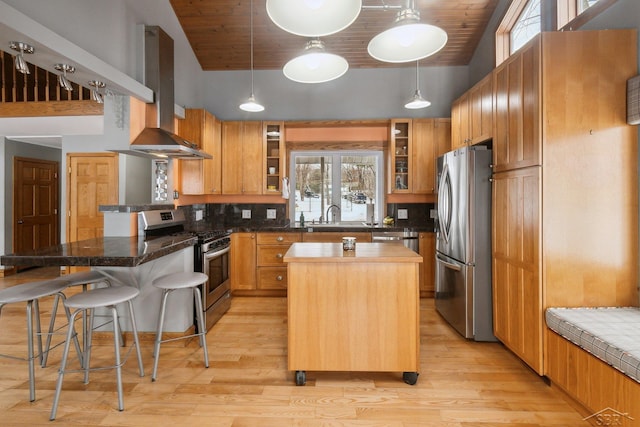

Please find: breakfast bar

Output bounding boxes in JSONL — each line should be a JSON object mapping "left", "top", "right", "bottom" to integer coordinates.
{"left": 283, "top": 242, "right": 422, "bottom": 385}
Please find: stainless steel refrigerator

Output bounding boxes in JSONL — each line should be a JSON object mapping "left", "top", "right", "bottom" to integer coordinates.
{"left": 435, "top": 146, "right": 496, "bottom": 341}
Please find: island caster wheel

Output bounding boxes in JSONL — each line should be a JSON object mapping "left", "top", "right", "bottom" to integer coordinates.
{"left": 295, "top": 370, "right": 306, "bottom": 386}
{"left": 402, "top": 372, "right": 419, "bottom": 385}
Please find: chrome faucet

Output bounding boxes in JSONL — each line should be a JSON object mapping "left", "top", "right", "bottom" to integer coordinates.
{"left": 326, "top": 204, "right": 341, "bottom": 224}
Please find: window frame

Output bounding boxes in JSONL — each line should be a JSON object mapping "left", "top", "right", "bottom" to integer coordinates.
{"left": 496, "top": 0, "right": 618, "bottom": 66}
{"left": 288, "top": 150, "right": 384, "bottom": 225}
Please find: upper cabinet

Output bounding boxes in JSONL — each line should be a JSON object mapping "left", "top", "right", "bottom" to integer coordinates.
{"left": 179, "top": 109, "right": 222, "bottom": 195}
{"left": 493, "top": 40, "right": 541, "bottom": 172}
{"left": 412, "top": 118, "right": 451, "bottom": 194}
{"left": 221, "top": 121, "right": 263, "bottom": 194}
{"left": 451, "top": 73, "right": 493, "bottom": 150}
{"left": 389, "top": 118, "right": 451, "bottom": 194}
{"left": 389, "top": 119, "right": 411, "bottom": 193}
{"left": 263, "top": 122, "right": 285, "bottom": 194}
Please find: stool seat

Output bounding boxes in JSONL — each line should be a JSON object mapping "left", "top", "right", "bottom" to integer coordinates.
{"left": 152, "top": 272, "right": 208, "bottom": 290}
{"left": 62, "top": 270, "right": 111, "bottom": 287}
{"left": 0, "top": 278, "right": 70, "bottom": 304}
{"left": 65, "top": 286, "right": 139, "bottom": 310}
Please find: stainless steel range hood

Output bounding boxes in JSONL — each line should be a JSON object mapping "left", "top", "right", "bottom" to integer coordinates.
{"left": 123, "top": 26, "right": 211, "bottom": 159}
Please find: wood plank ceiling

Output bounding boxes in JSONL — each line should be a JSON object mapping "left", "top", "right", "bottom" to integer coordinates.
{"left": 170, "top": 0, "right": 500, "bottom": 71}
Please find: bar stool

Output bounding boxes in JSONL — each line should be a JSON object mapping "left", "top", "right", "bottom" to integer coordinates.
{"left": 151, "top": 272, "right": 209, "bottom": 381}
{"left": 50, "top": 286, "right": 144, "bottom": 420}
{"left": 42, "top": 270, "right": 116, "bottom": 367}
{"left": 0, "top": 278, "right": 82, "bottom": 402}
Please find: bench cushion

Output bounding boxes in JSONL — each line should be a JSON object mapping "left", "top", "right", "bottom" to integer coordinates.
{"left": 545, "top": 307, "right": 640, "bottom": 384}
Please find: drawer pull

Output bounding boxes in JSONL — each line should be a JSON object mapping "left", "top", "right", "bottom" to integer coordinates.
{"left": 276, "top": 253, "right": 283, "bottom": 259}
{"left": 276, "top": 236, "right": 284, "bottom": 242}
{"left": 276, "top": 275, "right": 283, "bottom": 281}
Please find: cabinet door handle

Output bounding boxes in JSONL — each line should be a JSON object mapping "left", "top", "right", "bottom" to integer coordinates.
{"left": 276, "top": 253, "right": 283, "bottom": 259}
{"left": 276, "top": 236, "right": 284, "bottom": 242}
{"left": 276, "top": 275, "right": 283, "bottom": 281}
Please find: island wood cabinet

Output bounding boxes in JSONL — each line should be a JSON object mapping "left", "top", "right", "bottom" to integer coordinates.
{"left": 179, "top": 109, "right": 222, "bottom": 195}
{"left": 491, "top": 30, "right": 639, "bottom": 376}
{"left": 284, "top": 242, "right": 422, "bottom": 385}
{"left": 256, "top": 232, "right": 301, "bottom": 291}
{"left": 222, "top": 121, "right": 263, "bottom": 194}
{"left": 389, "top": 118, "right": 450, "bottom": 194}
{"left": 451, "top": 73, "right": 493, "bottom": 150}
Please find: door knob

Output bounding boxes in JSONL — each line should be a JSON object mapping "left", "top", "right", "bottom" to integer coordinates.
{"left": 17, "top": 220, "right": 24, "bottom": 224}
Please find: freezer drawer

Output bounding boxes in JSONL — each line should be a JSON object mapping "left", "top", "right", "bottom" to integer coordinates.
{"left": 435, "top": 253, "right": 473, "bottom": 339}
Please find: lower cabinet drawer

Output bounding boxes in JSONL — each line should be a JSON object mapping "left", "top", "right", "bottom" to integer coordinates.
{"left": 257, "top": 246, "right": 289, "bottom": 266}
{"left": 257, "top": 267, "right": 287, "bottom": 290}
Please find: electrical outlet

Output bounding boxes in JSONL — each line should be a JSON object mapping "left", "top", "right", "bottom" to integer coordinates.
{"left": 266, "top": 209, "right": 276, "bottom": 219}
{"left": 195, "top": 210, "right": 203, "bottom": 221}
{"left": 242, "top": 209, "right": 251, "bottom": 219}
{"left": 430, "top": 209, "right": 438, "bottom": 219}
{"left": 397, "top": 208, "right": 408, "bottom": 220}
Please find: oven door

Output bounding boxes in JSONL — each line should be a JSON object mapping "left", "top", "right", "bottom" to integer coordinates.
{"left": 203, "top": 244, "right": 230, "bottom": 305}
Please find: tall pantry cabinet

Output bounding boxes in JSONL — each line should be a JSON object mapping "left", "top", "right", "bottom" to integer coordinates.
{"left": 492, "top": 30, "right": 638, "bottom": 375}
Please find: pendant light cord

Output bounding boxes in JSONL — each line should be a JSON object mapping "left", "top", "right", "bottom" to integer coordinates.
{"left": 250, "top": 0, "right": 255, "bottom": 95}
{"left": 415, "top": 60, "right": 419, "bottom": 89}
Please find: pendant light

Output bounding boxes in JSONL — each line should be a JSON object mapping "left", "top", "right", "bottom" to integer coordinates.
{"left": 404, "top": 61, "right": 430, "bottom": 109}
{"left": 239, "top": 0, "right": 264, "bottom": 112}
{"left": 266, "top": 0, "right": 362, "bottom": 37}
{"left": 9, "top": 41, "right": 34, "bottom": 74}
{"left": 54, "top": 64, "right": 75, "bottom": 91}
{"left": 283, "top": 39, "right": 348, "bottom": 84}
{"left": 368, "top": 0, "right": 447, "bottom": 63}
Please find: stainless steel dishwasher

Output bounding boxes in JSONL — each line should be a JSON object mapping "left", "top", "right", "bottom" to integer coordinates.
{"left": 371, "top": 230, "right": 419, "bottom": 253}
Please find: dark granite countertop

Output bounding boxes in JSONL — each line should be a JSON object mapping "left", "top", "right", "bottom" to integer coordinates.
{"left": 228, "top": 223, "right": 435, "bottom": 233}
{"left": 0, "top": 235, "right": 197, "bottom": 268}
{"left": 99, "top": 204, "right": 175, "bottom": 213}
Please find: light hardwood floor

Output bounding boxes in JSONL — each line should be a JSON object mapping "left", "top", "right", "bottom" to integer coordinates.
{"left": 0, "top": 267, "right": 590, "bottom": 426}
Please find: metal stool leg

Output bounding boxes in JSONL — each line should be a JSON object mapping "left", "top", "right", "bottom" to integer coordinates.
{"left": 111, "top": 306, "right": 124, "bottom": 411}
{"left": 26, "top": 300, "right": 37, "bottom": 402}
{"left": 50, "top": 309, "right": 82, "bottom": 420}
{"left": 127, "top": 299, "right": 145, "bottom": 377}
{"left": 42, "top": 292, "right": 83, "bottom": 368}
{"left": 193, "top": 287, "right": 209, "bottom": 368}
{"left": 151, "top": 289, "right": 171, "bottom": 381}
{"left": 83, "top": 309, "right": 95, "bottom": 384}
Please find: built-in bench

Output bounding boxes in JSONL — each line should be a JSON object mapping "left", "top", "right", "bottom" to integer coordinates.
{"left": 545, "top": 307, "right": 640, "bottom": 425}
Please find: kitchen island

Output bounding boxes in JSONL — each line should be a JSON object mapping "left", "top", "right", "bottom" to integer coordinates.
{"left": 283, "top": 242, "right": 422, "bottom": 385}
{"left": 0, "top": 235, "right": 197, "bottom": 332}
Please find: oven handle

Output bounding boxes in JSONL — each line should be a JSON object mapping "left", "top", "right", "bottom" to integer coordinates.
{"left": 203, "top": 244, "right": 230, "bottom": 260}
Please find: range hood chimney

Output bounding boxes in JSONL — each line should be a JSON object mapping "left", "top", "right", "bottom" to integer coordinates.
{"left": 127, "top": 26, "right": 210, "bottom": 159}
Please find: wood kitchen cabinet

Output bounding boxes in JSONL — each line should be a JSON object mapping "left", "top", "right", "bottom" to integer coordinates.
{"left": 451, "top": 73, "right": 493, "bottom": 150}
{"left": 222, "top": 121, "right": 263, "bottom": 194}
{"left": 389, "top": 118, "right": 450, "bottom": 194}
{"left": 179, "top": 109, "right": 222, "bottom": 195}
{"left": 389, "top": 119, "right": 411, "bottom": 193}
{"left": 493, "top": 41, "right": 540, "bottom": 172}
{"left": 491, "top": 30, "right": 638, "bottom": 376}
{"left": 230, "top": 232, "right": 256, "bottom": 292}
{"left": 263, "top": 122, "right": 285, "bottom": 194}
{"left": 412, "top": 118, "right": 451, "bottom": 194}
{"left": 418, "top": 232, "right": 435, "bottom": 297}
{"left": 256, "top": 232, "right": 301, "bottom": 292}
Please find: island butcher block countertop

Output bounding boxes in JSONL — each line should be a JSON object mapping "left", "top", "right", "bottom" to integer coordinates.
{"left": 283, "top": 242, "right": 423, "bottom": 263}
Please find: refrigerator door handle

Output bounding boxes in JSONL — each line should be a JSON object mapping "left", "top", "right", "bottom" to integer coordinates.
{"left": 436, "top": 253, "right": 461, "bottom": 271}
{"left": 437, "top": 163, "right": 452, "bottom": 243}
